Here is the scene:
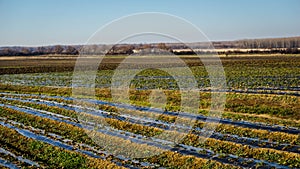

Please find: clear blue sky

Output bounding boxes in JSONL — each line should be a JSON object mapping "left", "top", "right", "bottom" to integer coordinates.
{"left": 0, "top": 0, "right": 299, "bottom": 46}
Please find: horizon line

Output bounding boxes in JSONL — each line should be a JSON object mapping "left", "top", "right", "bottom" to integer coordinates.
{"left": 1, "top": 35, "right": 300, "bottom": 48}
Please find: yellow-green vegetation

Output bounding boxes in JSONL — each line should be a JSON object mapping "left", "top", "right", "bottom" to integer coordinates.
{"left": 1, "top": 96, "right": 298, "bottom": 145}
{"left": 0, "top": 55, "right": 299, "bottom": 168}
{"left": 1, "top": 84, "right": 299, "bottom": 129}
{"left": 1, "top": 102, "right": 299, "bottom": 167}
{"left": 0, "top": 107, "right": 241, "bottom": 169}
{"left": 0, "top": 125, "right": 124, "bottom": 169}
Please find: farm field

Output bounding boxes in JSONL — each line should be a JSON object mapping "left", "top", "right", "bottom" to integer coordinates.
{"left": 0, "top": 55, "right": 299, "bottom": 169}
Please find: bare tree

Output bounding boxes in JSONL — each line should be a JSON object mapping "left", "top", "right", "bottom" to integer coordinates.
{"left": 53, "top": 45, "right": 63, "bottom": 54}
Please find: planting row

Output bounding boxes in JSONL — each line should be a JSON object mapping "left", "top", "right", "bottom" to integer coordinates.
{"left": 1, "top": 96, "right": 299, "bottom": 146}
{"left": 0, "top": 96, "right": 299, "bottom": 168}
{"left": 0, "top": 106, "right": 242, "bottom": 169}
{"left": 1, "top": 61, "right": 299, "bottom": 90}
{"left": 5, "top": 91, "right": 299, "bottom": 130}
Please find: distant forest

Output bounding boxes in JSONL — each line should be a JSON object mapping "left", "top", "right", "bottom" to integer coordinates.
{"left": 1, "top": 36, "right": 299, "bottom": 56}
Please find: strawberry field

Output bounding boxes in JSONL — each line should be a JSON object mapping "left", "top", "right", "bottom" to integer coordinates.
{"left": 0, "top": 55, "right": 299, "bottom": 168}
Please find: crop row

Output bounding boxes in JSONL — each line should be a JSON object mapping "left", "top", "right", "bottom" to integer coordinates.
{"left": 1, "top": 82, "right": 299, "bottom": 108}
{"left": 21, "top": 93, "right": 300, "bottom": 129}
{"left": 113, "top": 105, "right": 299, "bottom": 145}
{"left": 0, "top": 107, "right": 166, "bottom": 168}
{"left": 1, "top": 102, "right": 299, "bottom": 167}
{"left": 0, "top": 124, "right": 124, "bottom": 169}
{"left": 0, "top": 117, "right": 160, "bottom": 169}
{"left": 0, "top": 107, "right": 240, "bottom": 169}
{"left": 3, "top": 94, "right": 298, "bottom": 133}
{"left": 0, "top": 105, "right": 274, "bottom": 168}
{"left": 0, "top": 106, "right": 290, "bottom": 168}
{"left": 0, "top": 83, "right": 293, "bottom": 101}
{"left": 1, "top": 96, "right": 298, "bottom": 146}
{"left": 69, "top": 109, "right": 300, "bottom": 167}
{"left": 1, "top": 83, "right": 298, "bottom": 120}
{"left": 0, "top": 146, "right": 38, "bottom": 169}
{"left": 0, "top": 96, "right": 297, "bottom": 145}
{"left": 4, "top": 95, "right": 299, "bottom": 156}
{"left": 81, "top": 110, "right": 300, "bottom": 153}
{"left": 0, "top": 157, "right": 20, "bottom": 169}
{"left": 127, "top": 89, "right": 299, "bottom": 121}
{"left": 1, "top": 61, "right": 299, "bottom": 90}
{"left": 2, "top": 97, "right": 299, "bottom": 155}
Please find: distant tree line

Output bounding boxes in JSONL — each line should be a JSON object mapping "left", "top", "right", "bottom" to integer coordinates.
{"left": 0, "top": 37, "right": 299, "bottom": 56}
{"left": 0, "top": 43, "right": 174, "bottom": 56}
{"left": 237, "top": 37, "right": 300, "bottom": 49}
{"left": 0, "top": 45, "right": 79, "bottom": 56}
